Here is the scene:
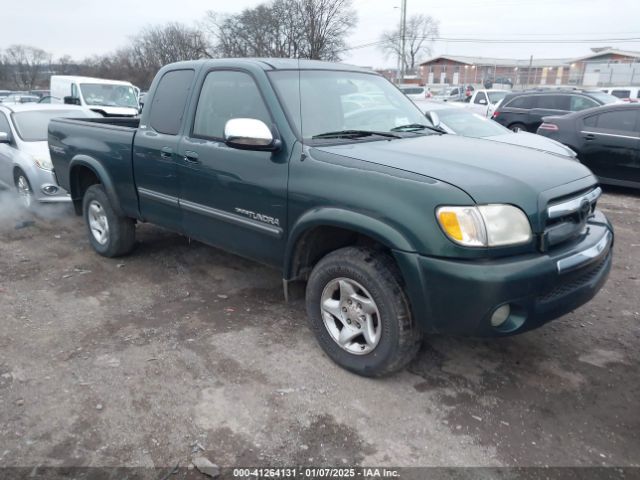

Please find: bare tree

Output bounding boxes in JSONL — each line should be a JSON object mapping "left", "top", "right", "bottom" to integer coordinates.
{"left": 78, "top": 22, "right": 211, "bottom": 88}
{"left": 206, "top": 0, "right": 356, "bottom": 61}
{"left": 379, "top": 14, "right": 439, "bottom": 75}
{"left": 3, "top": 45, "right": 52, "bottom": 89}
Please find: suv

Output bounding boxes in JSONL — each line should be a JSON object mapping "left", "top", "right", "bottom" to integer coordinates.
{"left": 492, "top": 89, "right": 619, "bottom": 132}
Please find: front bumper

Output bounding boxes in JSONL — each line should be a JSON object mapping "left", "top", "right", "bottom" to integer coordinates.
{"left": 394, "top": 210, "right": 613, "bottom": 336}
{"left": 32, "top": 168, "right": 71, "bottom": 203}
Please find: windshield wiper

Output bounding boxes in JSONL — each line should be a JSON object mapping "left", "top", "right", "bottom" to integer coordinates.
{"left": 391, "top": 123, "right": 447, "bottom": 134}
{"left": 312, "top": 129, "right": 402, "bottom": 140}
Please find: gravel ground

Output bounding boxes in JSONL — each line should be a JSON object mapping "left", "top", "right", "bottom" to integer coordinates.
{"left": 0, "top": 188, "right": 638, "bottom": 476}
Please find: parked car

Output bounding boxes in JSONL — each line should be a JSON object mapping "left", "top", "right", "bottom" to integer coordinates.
{"left": 492, "top": 89, "right": 620, "bottom": 132}
{"left": 414, "top": 100, "right": 577, "bottom": 158}
{"left": 455, "top": 89, "right": 510, "bottom": 117}
{"left": 49, "top": 59, "right": 612, "bottom": 377}
{"left": 441, "top": 85, "right": 474, "bottom": 102}
{"left": 537, "top": 104, "right": 640, "bottom": 189}
{"left": 399, "top": 84, "right": 429, "bottom": 100}
{"left": 50, "top": 75, "right": 139, "bottom": 117}
{"left": 1, "top": 94, "right": 40, "bottom": 104}
{"left": 0, "top": 104, "right": 99, "bottom": 206}
{"left": 600, "top": 86, "right": 640, "bottom": 103}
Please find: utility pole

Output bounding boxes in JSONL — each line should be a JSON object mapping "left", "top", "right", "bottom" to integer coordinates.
{"left": 397, "top": 0, "right": 407, "bottom": 84}
{"left": 526, "top": 55, "right": 533, "bottom": 89}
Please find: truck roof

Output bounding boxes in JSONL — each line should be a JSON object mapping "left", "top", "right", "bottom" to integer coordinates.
{"left": 164, "top": 58, "right": 374, "bottom": 73}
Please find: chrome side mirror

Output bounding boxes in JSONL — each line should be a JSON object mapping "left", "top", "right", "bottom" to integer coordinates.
{"left": 224, "top": 118, "right": 280, "bottom": 151}
{"left": 0, "top": 131, "right": 10, "bottom": 143}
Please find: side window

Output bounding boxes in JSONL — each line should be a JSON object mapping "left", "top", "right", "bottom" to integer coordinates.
{"left": 593, "top": 110, "right": 638, "bottom": 133}
{"left": 537, "top": 95, "right": 570, "bottom": 110}
{"left": 571, "top": 96, "right": 598, "bottom": 111}
{"left": 193, "top": 70, "right": 271, "bottom": 140}
{"left": 611, "top": 90, "right": 631, "bottom": 99}
{"left": 505, "top": 95, "right": 534, "bottom": 109}
{"left": 583, "top": 115, "right": 598, "bottom": 128}
{"left": 0, "top": 112, "right": 11, "bottom": 135}
{"left": 149, "top": 69, "right": 195, "bottom": 136}
{"left": 473, "top": 93, "right": 487, "bottom": 104}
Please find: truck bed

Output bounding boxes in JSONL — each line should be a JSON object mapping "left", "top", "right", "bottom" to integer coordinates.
{"left": 48, "top": 116, "right": 141, "bottom": 218}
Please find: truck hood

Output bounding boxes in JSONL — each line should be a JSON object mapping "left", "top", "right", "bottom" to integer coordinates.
{"left": 484, "top": 131, "right": 576, "bottom": 158}
{"left": 313, "top": 134, "right": 595, "bottom": 205}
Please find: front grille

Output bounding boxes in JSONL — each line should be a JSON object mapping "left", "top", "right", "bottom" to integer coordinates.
{"left": 537, "top": 253, "right": 609, "bottom": 303}
{"left": 541, "top": 187, "right": 601, "bottom": 251}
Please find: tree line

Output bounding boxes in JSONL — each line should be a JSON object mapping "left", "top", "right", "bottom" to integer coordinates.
{"left": 0, "top": 0, "right": 438, "bottom": 91}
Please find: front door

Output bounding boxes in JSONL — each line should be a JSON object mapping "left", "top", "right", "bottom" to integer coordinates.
{"left": 132, "top": 69, "right": 195, "bottom": 231}
{"left": 580, "top": 108, "right": 640, "bottom": 184}
{"left": 176, "top": 69, "right": 290, "bottom": 266}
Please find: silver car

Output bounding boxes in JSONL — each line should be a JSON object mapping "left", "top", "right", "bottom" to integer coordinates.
{"left": 0, "top": 104, "right": 99, "bottom": 206}
{"left": 413, "top": 100, "right": 577, "bottom": 159}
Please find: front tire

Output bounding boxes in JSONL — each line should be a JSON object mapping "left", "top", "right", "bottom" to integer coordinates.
{"left": 14, "top": 169, "right": 34, "bottom": 209}
{"left": 82, "top": 184, "right": 135, "bottom": 257}
{"left": 305, "top": 246, "right": 421, "bottom": 377}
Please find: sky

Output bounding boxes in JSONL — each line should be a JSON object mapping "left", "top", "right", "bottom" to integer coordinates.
{"left": 2, "top": 0, "right": 640, "bottom": 68}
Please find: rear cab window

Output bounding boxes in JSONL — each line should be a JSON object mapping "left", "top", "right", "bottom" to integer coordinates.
{"left": 148, "top": 69, "right": 195, "bottom": 135}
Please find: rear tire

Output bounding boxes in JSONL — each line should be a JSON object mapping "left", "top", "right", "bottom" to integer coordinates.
{"left": 82, "top": 184, "right": 135, "bottom": 257}
{"left": 509, "top": 123, "right": 527, "bottom": 133}
{"left": 305, "top": 246, "right": 422, "bottom": 377}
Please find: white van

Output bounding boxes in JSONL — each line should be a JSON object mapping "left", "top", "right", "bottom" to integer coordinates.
{"left": 50, "top": 76, "right": 139, "bottom": 116}
{"left": 600, "top": 86, "right": 640, "bottom": 103}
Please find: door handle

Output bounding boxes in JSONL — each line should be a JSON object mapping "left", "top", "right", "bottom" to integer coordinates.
{"left": 160, "top": 147, "right": 173, "bottom": 158}
{"left": 583, "top": 133, "right": 596, "bottom": 141}
{"left": 183, "top": 151, "right": 200, "bottom": 164}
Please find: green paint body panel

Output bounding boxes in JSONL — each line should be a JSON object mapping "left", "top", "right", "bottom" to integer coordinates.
{"left": 48, "top": 58, "right": 614, "bottom": 336}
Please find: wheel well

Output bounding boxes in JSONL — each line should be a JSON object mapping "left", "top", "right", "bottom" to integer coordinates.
{"left": 289, "top": 226, "right": 391, "bottom": 281}
{"left": 70, "top": 165, "right": 100, "bottom": 215}
{"left": 13, "top": 166, "right": 27, "bottom": 183}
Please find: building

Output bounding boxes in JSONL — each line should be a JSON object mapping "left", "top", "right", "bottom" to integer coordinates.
{"left": 418, "top": 48, "right": 640, "bottom": 88}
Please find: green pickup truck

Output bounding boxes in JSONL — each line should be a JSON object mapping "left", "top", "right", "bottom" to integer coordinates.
{"left": 49, "top": 59, "right": 613, "bottom": 376}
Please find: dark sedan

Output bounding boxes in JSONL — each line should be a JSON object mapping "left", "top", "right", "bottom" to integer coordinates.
{"left": 537, "top": 104, "right": 640, "bottom": 189}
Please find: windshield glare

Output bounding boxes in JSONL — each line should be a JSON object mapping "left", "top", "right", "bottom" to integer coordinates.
{"left": 80, "top": 83, "right": 138, "bottom": 109}
{"left": 269, "top": 70, "right": 428, "bottom": 141}
{"left": 435, "top": 109, "right": 509, "bottom": 137}
{"left": 12, "top": 110, "right": 99, "bottom": 141}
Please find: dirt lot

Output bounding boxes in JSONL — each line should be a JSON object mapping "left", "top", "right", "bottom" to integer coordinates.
{"left": 0, "top": 188, "right": 638, "bottom": 476}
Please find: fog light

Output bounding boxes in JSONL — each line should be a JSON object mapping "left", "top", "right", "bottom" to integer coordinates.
{"left": 42, "top": 185, "right": 59, "bottom": 195}
{"left": 491, "top": 304, "right": 511, "bottom": 327}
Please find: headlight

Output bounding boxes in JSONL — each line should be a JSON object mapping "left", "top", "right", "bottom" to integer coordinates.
{"left": 437, "top": 204, "right": 532, "bottom": 247}
{"left": 33, "top": 155, "right": 53, "bottom": 170}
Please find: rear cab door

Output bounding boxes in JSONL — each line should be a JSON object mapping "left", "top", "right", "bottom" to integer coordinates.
{"left": 133, "top": 68, "right": 197, "bottom": 232}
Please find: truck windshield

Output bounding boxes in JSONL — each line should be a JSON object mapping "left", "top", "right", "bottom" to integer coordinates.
{"left": 269, "top": 70, "right": 428, "bottom": 142}
{"left": 80, "top": 83, "right": 138, "bottom": 109}
{"left": 12, "top": 109, "right": 99, "bottom": 142}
